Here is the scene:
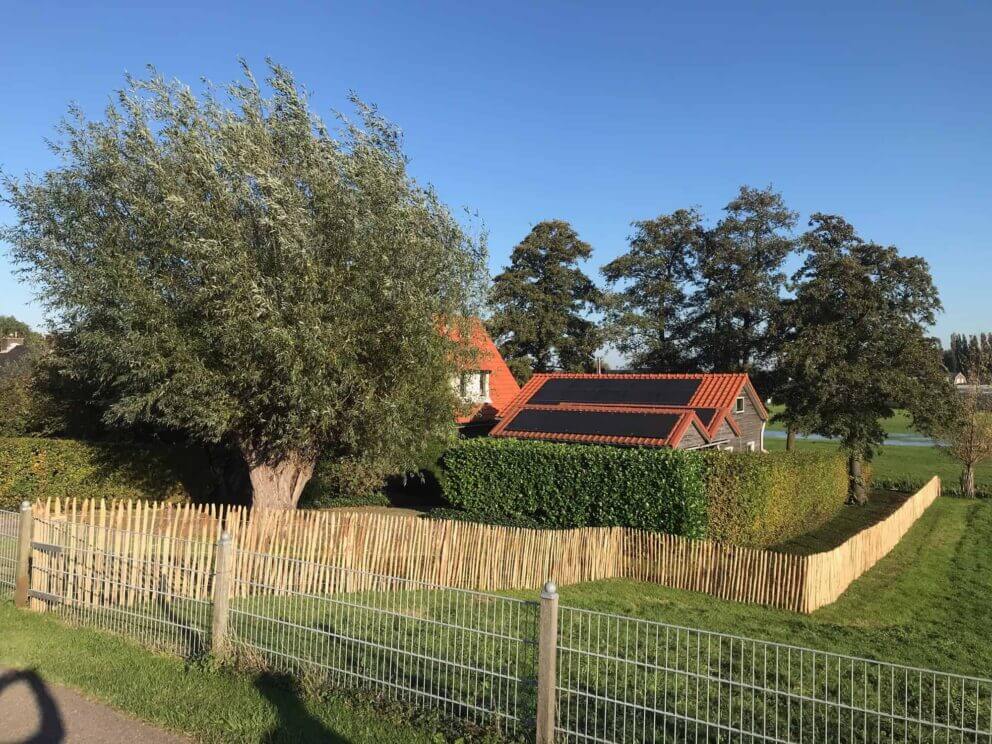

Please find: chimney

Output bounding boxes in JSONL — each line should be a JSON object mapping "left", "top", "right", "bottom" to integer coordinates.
{"left": 0, "top": 336, "right": 24, "bottom": 354}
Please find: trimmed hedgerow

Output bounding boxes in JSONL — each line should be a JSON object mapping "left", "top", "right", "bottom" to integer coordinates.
{"left": 703, "top": 450, "right": 848, "bottom": 547}
{"left": 437, "top": 439, "right": 848, "bottom": 546}
{"left": 438, "top": 438, "right": 710, "bottom": 537}
{"left": 0, "top": 437, "right": 205, "bottom": 510}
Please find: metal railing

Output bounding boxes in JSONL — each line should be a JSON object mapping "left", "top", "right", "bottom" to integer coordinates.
{"left": 0, "top": 508, "right": 17, "bottom": 594}
{"left": 555, "top": 604, "right": 992, "bottom": 743}
{"left": 28, "top": 517, "right": 214, "bottom": 657}
{"left": 228, "top": 548, "right": 540, "bottom": 735}
{"left": 10, "top": 507, "right": 992, "bottom": 742}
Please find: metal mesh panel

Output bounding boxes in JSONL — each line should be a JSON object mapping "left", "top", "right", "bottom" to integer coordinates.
{"left": 229, "top": 549, "right": 539, "bottom": 734}
{"left": 556, "top": 605, "right": 992, "bottom": 743}
{"left": 28, "top": 518, "right": 214, "bottom": 656}
{"left": 0, "top": 509, "right": 18, "bottom": 594}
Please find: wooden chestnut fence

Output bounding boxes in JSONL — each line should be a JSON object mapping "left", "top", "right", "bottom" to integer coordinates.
{"left": 27, "top": 476, "right": 940, "bottom": 614}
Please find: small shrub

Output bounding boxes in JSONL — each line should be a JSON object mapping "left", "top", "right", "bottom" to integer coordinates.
{"left": 704, "top": 450, "right": 848, "bottom": 547}
{"left": 437, "top": 438, "right": 709, "bottom": 537}
{"left": 0, "top": 436, "right": 204, "bottom": 510}
{"left": 298, "top": 458, "right": 390, "bottom": 508}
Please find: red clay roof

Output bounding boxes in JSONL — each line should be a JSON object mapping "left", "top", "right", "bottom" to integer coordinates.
{"left": 449, "top": 320, "right": 521, "bottom": 425}
{"left": 490, "top": 372, "right": 766, "bottom": 447}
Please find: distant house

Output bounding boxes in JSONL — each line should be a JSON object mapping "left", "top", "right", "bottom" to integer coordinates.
{"left": 449, "top": 321, "right": 520, "bottom": 430}
{"left": 0, "top": 336, "right": 28, "bottom": 370}
{"left": 952, "top": 372, "right": 968, "bottom": 386}
{"left": 489, "top": 372, "right": 767, "bottom": 452}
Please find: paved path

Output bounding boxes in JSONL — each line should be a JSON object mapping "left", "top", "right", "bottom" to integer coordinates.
{"left": 0, "top": 668, "right": 189, "bottom": 744}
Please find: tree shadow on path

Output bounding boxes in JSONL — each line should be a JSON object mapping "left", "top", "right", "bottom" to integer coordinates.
{"left": 0, "top": 668, "right": 66, "bottom": 743}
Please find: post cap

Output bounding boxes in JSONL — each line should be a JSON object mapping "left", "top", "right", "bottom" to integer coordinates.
{"left": 541, "top": 581, "right": 558, "bottom": 599}
{"left": 219, "top": 531, "right": 232, "bottom": 544}
{"left": 20, "top": 500, "right": 31, "bottom": 512}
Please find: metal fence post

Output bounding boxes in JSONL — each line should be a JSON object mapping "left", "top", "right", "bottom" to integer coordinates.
{"left": 537, "top": 580, "right": 559, "bottom": 744}
{"left": 211, "top": 532, "right": 233, "bottom": 657}
{"left": 14, "top": 501, "right": 33, "bottom": 609}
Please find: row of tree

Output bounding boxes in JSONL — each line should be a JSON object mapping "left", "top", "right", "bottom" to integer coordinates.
{"left": 944, "top": 333, "right": 992, "bottom": 383}
{"left": 487, "top": 189, "right": 952, "bottom": 502}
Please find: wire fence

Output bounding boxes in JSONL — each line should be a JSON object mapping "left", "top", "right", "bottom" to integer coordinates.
{"left": 12, "top": 511, "right": 992, "bottom": 743}
{"left": 28, "top": 517, "right": 214, "bottom": 657}
{"left": 0, "top": 508, "right": 17, "bottom": 595}
{"left": 555, "top": 605, "right": 992, "bottom": 743}
{"left": 228, "top": 548, "right": 540, "bottom": 736}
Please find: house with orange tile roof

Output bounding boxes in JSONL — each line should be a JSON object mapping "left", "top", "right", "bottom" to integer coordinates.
{"left": 489, "top": 372, "right": 767, "bottom": 451}
{"left": 449, "top": 320, "right": 521, "bottom": 430}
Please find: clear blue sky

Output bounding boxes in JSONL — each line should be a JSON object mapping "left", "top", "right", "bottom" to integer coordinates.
{"left": 1, "top": 1, "right": 989, "bottom": 345}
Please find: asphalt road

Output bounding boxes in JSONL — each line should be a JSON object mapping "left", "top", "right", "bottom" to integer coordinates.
{"left": 0, "top": 668, "right": 188, "bottom": 744}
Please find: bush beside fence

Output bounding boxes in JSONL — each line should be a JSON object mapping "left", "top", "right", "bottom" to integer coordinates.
{"left": 0, "top": 436, "right": 204, "bottom": 510}
{"left": 438, "top": 439, "right": 848, "bottom": 547}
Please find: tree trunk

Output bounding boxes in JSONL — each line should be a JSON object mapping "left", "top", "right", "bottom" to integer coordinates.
{"left": 244, "top": 450, "right": 317, "bottom": 510}
{"left": 786, "top": 428, "right": 796, "bottom": 452}
{"left": 848, "top": 454, "right": 868, "bottom": 505}
{"left": 961, "top": 463, "right": 976, "bottom": 498}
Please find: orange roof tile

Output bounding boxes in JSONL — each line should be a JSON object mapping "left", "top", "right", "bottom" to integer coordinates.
{"left": 448, "top": 320, "right": 520, "bottom": 425}
{"left": 490, "top": 372, "right": 766, "bottom": 448}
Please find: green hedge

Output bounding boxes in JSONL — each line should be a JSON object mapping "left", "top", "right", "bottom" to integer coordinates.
{"left": 438, "top": 438, "right": 709, "bottom": 537}
{"left": 704, "top": 450, "right": 848, "bottom": 547}
{"left": 437, "top": 439, "right": 848, "bottom": 546}
{"left": 0, "top": 437, "right": 206, "bottom": 510}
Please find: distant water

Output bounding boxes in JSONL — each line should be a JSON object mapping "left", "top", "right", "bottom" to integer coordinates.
{"left": 765, "top": 430, "right": 937, "bottom": 448}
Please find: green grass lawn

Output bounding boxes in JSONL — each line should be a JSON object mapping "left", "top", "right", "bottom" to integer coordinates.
{"left": 765, "top": 405, "right": 918, "bottom": 435}
{"left": 765, "top": 437, "right": 992, "bottom": 495}
{"left": 0, "top": 600, "right": 505, "bottom": 743}
{"left": 546, "top": 496, "right": 992, "bottom": 680}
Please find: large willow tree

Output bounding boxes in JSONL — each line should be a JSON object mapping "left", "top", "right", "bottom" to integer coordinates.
{"left": 2, "top": 62, "right": 485, "bottom": 508}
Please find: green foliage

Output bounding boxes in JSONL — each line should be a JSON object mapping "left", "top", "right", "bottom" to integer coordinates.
{"left": 488, "top": 220, "right": 603, "bottom": 380}
{"left": 704, "top": 450, "right": 848, "bottom": 547}
{"left": 438, "top": 439, "right": 847, "bottom": 546}
{"left": 0, "top": 436, "right": 208, "bottom": 510}
{"left": 297, "top": 458, "right": 391, "bottom": 508}
{"left": 777, "top": 213, "right": 950, "bottom": 502}
{"left": 601, "top": 209, "right": 703, "bottom": 370}
{"left": 438, "top": 438, "right": 709, "bottom": 537}
{"left": 2, "top": 61, "right": 485, "bottom": 508}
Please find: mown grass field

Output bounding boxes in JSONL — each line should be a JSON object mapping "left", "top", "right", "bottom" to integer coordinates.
{"left": 0, "top": 599, "right": 505, "bottom": 743}
{"left": 765, "top": 405, "right": 918, "bottom": 435}
{"left": 765, "top": 437, "right": 992, "bottom": 495}
{"left": 547, "top": 496, "right": 992, "bottom": 680}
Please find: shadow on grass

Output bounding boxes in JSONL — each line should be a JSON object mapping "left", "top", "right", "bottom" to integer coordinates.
{"left": 253, "top": 672, "right": 345, "bottom": 743}
{"left": 0, "top": 668, "right": 66, "bottom": 743}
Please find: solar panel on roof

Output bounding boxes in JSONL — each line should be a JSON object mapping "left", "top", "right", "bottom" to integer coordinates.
{"left": 694, "top": 408, "right": 719, "bottom": 427}
{"left": 530, "top": 378, "right": 701, "bottom": 406}
{"left": 504, "top": 409, "right": 681, "bottom": 440}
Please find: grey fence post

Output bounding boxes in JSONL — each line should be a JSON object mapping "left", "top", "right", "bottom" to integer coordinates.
{"left": 14, "top": 500, "right": 33, "bottom": 609}
{"left": 537, "top": 580, "right": 559, "bottom": 744}
{"left": 211, "top": 532, "right": 233, "bottom": 657}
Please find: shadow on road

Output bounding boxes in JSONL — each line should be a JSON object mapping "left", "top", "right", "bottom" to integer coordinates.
{"left": 0, "top": 668, "right": 66, "bottom": 743}
{"left": 254, "top": 672, "right": 347, "bottom": 743}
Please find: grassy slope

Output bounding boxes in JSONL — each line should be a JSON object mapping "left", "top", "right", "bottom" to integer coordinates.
{"left": 0, "top": 602, "right": 481, "bottom": 744}
{"left": 765, "top": 405, "right": 917, "bottom": 435}
{"left": 765, "top": 437, "right": 992, "bottom": 493}
{"left": 544, "top": 496, "right": 992, "bottom": 679}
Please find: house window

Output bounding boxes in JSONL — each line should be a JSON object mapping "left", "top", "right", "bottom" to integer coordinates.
{"left": 746, "top": 441, "right": 756, "bottom": 452}
{"left": 459, "top": 373, "right": 469, "bottom": 398}
{"left": 479, "top": 371, "right": 490, "bottom": 399}
{"left": 735, "top": 396, "right": 746, "bottom": 413}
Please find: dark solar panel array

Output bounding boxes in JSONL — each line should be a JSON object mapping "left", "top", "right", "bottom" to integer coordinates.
{"left": 530, "top": 378, "right": 701, "bottom": 406}
{"left": 505, "top": 409, "right": 680, "bottom": 439}
{"left": 694, "top": 407, "right": 719, "bottom": 427}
